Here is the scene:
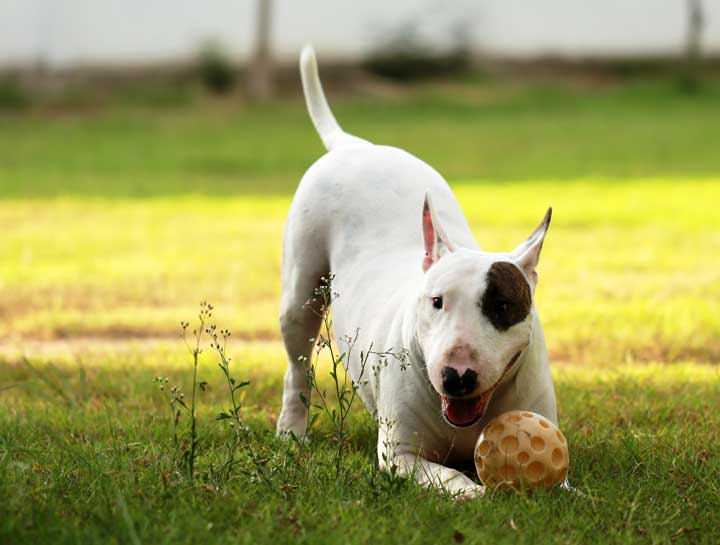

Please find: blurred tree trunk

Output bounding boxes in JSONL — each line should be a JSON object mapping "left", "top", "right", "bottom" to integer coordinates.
{"left": 682, "top": 0, "right": 704, "bottom": 91}
{"left": 248, "top": 0, "right": 274, "bottom": 99}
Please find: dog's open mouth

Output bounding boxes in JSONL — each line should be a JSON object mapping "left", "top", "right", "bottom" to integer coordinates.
{"left": 441, "top": 389, "right": 494, "bottom": 428}
{"left": 440, "top": 351, "right": 522, "bottom": 428}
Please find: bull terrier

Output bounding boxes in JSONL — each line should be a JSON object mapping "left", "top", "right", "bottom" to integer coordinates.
{"left": 277, "top": 46, "right": 558, "bottom": 498}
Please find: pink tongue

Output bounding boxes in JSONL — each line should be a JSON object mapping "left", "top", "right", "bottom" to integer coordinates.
{"left": 443, "top": 395, "right": 487, "bottom": 427}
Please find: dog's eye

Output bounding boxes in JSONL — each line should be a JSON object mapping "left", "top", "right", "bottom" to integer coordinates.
{"left": 495, "top": 300, "right": 509, "bottom": 315}
{"left": 431, "top": 296, "right": 444, "bottom": 310}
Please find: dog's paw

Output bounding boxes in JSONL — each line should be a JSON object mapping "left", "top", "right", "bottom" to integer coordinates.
{"left": 444, "top": 475, "right": 487, "bottom": 501}
{"left": 452, "top": 483, "right": 487, "bottom": 501}
{"left": 276, "top": 428, "right": 310, "bottom": 445}
{"left": 559, "top": 478, "right": 584, "bottom": 497}
{"left": 276, "top": 409, "right": 308, "bottom": 439}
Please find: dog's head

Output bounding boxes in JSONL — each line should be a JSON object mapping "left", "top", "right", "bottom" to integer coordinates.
{"left": 416, "top": 193, "right": 551, "bottom": 429}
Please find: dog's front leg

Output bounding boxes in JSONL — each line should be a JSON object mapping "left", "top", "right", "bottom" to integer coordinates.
{"left": 384, "top": 452, "right": 485, "bottom": 500}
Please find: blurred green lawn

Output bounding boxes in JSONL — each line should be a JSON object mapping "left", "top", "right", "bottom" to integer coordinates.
{"left": 3, "top": 82, "right": 720, "bottom": 197}
{"left": 2, "top": 79, "right": 720, "bottom": 544}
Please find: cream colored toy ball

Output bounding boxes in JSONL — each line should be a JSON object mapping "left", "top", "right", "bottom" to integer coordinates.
{"left": 474, "top": 411, "right": 569, "bottom": 490}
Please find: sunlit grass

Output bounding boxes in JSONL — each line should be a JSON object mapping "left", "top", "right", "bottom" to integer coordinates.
{"left": 2, "top": 177, "right": 718, "bottom": 365}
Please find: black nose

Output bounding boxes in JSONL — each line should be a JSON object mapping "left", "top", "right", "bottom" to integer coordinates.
{"left": 441, "top": 367, "right": 478, "bottom": 396}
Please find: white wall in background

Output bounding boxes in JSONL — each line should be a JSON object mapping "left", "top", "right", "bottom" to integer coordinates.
{"left": 1, "top": 0, "right": 719, "bottom": 69}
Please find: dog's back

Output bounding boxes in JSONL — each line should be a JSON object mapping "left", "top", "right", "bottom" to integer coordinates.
{"left": 292, "top": 47, "right": 477, "bottom": 265}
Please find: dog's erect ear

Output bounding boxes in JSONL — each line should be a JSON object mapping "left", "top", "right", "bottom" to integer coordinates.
{"left": 511, "top": 207, "right": 552, "bottom": 287}
{"left": 422, "top": 192, "right": 455, "bottom": 272}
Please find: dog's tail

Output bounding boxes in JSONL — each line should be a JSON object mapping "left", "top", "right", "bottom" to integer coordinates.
{"left": 300, "top": 45, "right": 369, "bottom": 151}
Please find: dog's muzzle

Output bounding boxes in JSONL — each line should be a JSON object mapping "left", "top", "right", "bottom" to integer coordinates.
{"left": 440, "top": 351, "right": 522, "bottom": 428}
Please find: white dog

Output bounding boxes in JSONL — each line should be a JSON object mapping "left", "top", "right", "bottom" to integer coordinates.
{"left": 277, "top": 46, "right": 558, "bottom": 498}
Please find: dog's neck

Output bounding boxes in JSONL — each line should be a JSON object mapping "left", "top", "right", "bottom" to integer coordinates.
{"left": 396, "top": 297, "right": 437, "bottom": 394}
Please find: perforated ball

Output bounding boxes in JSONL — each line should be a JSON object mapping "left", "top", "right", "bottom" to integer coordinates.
{"left": 474, "top": 411, "right": 569, "bottom": 490}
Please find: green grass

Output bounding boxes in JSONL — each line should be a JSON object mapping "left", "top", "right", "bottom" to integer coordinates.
{"left": 1, "top": 79, "right": 719, "bottom": 544}
{"left": 2, "top": 344, "right": 719, "bottom": 544}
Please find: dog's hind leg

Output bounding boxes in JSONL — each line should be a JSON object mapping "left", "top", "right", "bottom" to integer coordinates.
{"left": 276, "top": 230, "right": 328, "bottom": 438}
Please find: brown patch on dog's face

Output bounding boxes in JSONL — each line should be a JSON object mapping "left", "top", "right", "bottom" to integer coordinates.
{"left": 481, "top": 261, "right": 532, "bottom": 331}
